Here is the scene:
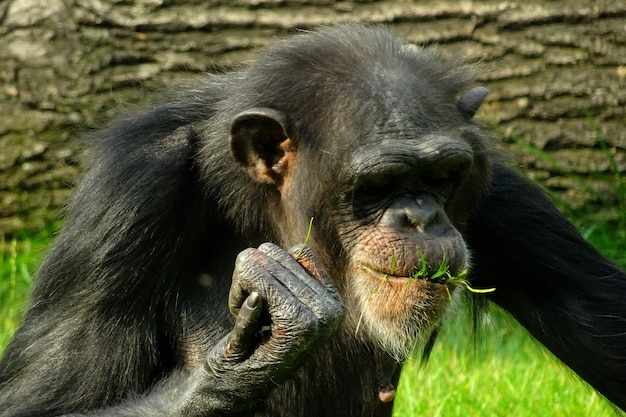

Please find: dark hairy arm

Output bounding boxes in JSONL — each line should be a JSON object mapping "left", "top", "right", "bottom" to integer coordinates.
{"left": 467, "top": 163, "right": 626, "bottom": 410}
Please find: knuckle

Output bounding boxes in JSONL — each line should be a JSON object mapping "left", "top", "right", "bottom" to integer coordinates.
{"left": 258, "top": 242, "right": 281, "bottom": 256}
{"left": 333, "top": 303, "right": 347, "bottom": 322}
{"left": 234, "top": 248, "right": 259, "bottom": 271}
{"left": 322, "top": 302, "right": 346, "bottom": 327}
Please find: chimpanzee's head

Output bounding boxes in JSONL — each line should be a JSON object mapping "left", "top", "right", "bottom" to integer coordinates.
{"left": 228, "top": 25, "right": 491, "bottom": 360}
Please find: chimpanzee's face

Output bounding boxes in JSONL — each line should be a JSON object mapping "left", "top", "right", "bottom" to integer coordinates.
{"left": 229, "top": 37, "right": 491, "bottom": 361}
{"left": 331, "top": 131, "right": 478, "bottom": 360}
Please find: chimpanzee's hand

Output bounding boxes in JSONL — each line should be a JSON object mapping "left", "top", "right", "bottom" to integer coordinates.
{"left": 183, "top": 243, "right": 345, "bottom": 415}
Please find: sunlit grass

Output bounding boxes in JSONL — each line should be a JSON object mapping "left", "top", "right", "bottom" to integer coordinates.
{"left": 0, "top": 233, "right": 49, "bottom": 355}
{"left": 393, "top": 305, "right": 623, "bottom": 417}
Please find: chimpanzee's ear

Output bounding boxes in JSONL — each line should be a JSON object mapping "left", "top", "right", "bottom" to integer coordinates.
{"left": 457, "top": 86, "right": 489, "bottom": 120}
{"left": 230, "top": 108, "right": 295, "bottom": 185}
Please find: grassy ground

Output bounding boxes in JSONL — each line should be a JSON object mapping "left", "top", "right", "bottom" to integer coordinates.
{"left": 0, "top": 231, "right": 54, "bottom": 353}
{"left": 394, "top": 302, "right": 623, "bottom": 417}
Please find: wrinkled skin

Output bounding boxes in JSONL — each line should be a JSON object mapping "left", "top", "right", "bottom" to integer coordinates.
{"left": 178, "top": 245, "right": 345, "bottom": 416}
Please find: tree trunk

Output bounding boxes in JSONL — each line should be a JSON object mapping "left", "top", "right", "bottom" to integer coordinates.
{"left": 1, "top": 0, "right": 624, "bottom": 234}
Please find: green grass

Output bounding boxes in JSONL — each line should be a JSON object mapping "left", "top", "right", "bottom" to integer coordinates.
{"left": 393, "top": 305, "right": 623, "bottom": 417}
{"left": 0, "top": 231, "right": 52, "bottom": 355}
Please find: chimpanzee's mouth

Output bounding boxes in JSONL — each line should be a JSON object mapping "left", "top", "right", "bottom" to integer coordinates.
{"left": 359, "top": 264, "right": 450, "bottom": 286}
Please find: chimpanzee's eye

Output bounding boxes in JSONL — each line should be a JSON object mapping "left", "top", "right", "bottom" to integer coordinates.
{"left": 362, "top": 174, "right": 393, "bottom": 193}
{"left": 351, "top": 172, "right": 401, "bottom": 217}
{"left": 421, "top": 168, "right": 461, "bottom": 204}
{"left": 356, "top": 163, "right": 413, "bottom": 196}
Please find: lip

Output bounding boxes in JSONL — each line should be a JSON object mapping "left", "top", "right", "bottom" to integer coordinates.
{"left": 359, "top": 264, "right": 449, "bottom": 287}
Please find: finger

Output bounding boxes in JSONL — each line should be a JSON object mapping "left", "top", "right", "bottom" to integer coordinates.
{"left": 258, "top": 243, "right": 329, "bottom": 296}
{"left": 226, "top": 292, "right": 263, "bottom": 359}
{"left": 257, "top": 243, "right": 342, "bottom": 320}
{"left": 228, "top": 247, "right": 344, "bottom": 363}
{"left": 229, "top": 247, "right": 309, "bottom": 318}
{"left": 288, "top": 244, "right": 333, "bottom": 287}
{"left": 229, "top": 248, "right": 263, "bottom": 316}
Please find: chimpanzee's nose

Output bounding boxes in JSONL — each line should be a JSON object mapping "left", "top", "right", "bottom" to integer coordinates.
{"left": 378, "top": 195, "right": 439, "bottom": 231}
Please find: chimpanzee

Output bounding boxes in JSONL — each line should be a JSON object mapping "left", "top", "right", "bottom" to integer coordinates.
{"left": 0, "top": 24, "right": 625, "bottom": 417}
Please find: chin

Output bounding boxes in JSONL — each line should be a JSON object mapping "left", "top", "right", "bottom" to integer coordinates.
{"left": 347, "top": 264, "right": 461, "bottom": 362}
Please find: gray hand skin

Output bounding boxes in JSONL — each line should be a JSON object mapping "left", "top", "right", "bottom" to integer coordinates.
{"left": 171, "top": 243, "right": 346, "bottom": 416}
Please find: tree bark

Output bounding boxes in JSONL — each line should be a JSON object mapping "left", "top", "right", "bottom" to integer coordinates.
{"left": 1, "top": 0, "right": 624, "bottom": 234}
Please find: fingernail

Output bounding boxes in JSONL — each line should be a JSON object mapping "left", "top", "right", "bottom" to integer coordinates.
{"left": 246, "top": 292, "right": 260, "bottom": 309}
{"left": 288, "top": 244, "right": 306, "bottom": 256}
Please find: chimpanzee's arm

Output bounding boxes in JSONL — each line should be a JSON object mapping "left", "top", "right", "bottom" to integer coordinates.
{"left": 467, "top": 163, "right": 626, "bottom": 410}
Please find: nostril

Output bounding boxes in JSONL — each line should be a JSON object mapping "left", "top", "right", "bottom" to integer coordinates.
{"left": 378, "top": 195, "right": 440, "bottom": 230}
{"left": 406, "top": 196, "right": 438, "bottom": 229}
{"left": 405, "top": 212, "right": 421, "bottom": 228}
